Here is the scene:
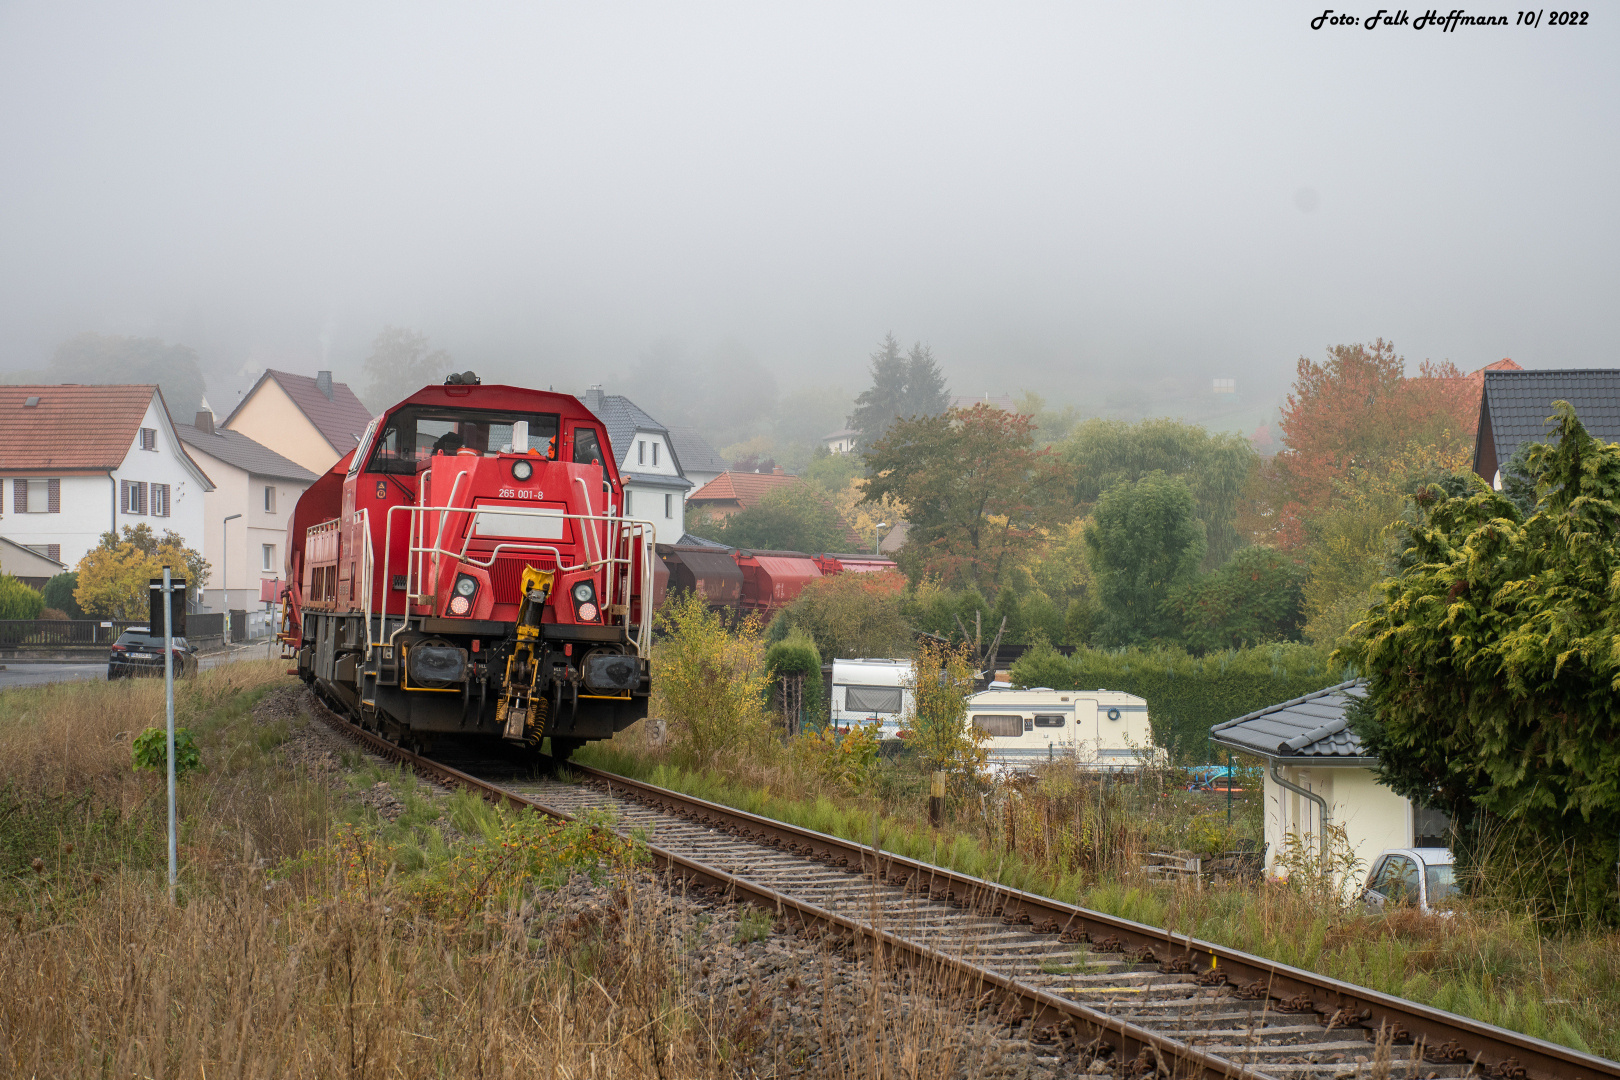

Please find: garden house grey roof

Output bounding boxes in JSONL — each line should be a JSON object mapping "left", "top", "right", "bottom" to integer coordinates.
{"left": 1474, "top": 369, "right": 1620, "bottom": 482}
{"left": 1208, "top": 680, "right": 1376, "bottom": 764}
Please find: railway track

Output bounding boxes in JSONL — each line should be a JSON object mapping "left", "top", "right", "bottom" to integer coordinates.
{"left": 307, "top": 701, "right": 1620, "bottom": 1080}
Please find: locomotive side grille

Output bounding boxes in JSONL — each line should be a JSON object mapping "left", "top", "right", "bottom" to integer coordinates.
{"left": 489, "top": 555, "right": 558, "bottom": 599}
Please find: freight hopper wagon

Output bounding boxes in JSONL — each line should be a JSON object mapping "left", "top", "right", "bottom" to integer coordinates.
{"left": 281, "top": 374, "right": 656, "bottom": 760}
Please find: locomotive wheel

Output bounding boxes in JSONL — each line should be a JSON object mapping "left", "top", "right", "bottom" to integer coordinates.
{"left": 549, "top": 737, "right": 584, "bottom": 764}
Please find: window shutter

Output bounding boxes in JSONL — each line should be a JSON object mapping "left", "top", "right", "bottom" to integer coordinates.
{"left": 46, "top": 544, "right": 60, "bottom": 562}
{"left": 136, "top": 482, "right": 148, "bottom": 515}
{"left": 48, "top": 478, "right": 60, "bottom": 513}
{"left": 15, "top": 479, "right": 28, "bottom": 513}
{"left": 140, "top": 427, "right": 156, "bottom": 451}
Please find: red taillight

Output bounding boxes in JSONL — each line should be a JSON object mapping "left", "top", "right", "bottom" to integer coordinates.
{"left": 110, "top": 645, "right": 125, "bottom": 653}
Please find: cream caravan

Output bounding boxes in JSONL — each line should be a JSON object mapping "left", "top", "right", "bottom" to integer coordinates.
{"left": 966, "top": 687, "right": 1161, "bottom": 772}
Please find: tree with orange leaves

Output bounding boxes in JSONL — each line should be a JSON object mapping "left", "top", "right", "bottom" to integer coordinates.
{"left": 1261, "top": 339, "right": 1477, "bottom": 549}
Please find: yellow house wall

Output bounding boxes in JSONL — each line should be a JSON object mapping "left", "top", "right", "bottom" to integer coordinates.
{"left": 1263, "top": 763, "right": 1413, "bottom": 885}
{"left": 225, "top": 382, "right": 338, "bottom": 475}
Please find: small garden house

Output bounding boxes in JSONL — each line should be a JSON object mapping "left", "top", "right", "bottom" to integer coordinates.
{"left": 1209, "top": 681, "right": 1448, "bottom": 879}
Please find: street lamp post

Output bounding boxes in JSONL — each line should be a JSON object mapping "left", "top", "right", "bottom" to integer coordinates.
{"left": 222, "top": 513, "right": 242, "bottom": 643}
{"left": 874, "top": 522, "right": 889, "bottom": 555}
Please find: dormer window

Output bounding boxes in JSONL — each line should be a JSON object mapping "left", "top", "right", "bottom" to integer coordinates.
{"left": 638, "top": 441, "right": 646, "bottom": 465}
{"left": 652, "top": 442, "right": 660, "bottom": 467}
{"left": 24, "top": 396, "right": 40, "bottom": 407}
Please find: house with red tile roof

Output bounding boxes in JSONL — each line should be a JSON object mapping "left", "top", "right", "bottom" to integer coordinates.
{"left": 687, "top": 468, "right": 864, "bottom": 548}
{"left": 222, "top": 369, "right": 373, "bottom": 476}
{"left": 0, "top": 384, "right": 215, "bottom": 574}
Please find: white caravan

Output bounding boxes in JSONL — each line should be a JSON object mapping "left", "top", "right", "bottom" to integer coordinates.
{"left": 966, "top": 687, "right": 1161, "bottom": 773}
{"left": 829, "top": 658, "right": 914, "bottom": 736}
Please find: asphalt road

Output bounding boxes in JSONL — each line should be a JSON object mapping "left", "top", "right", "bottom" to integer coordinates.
{"left": 0, "top": 642, "right": 279, "bottom": 691}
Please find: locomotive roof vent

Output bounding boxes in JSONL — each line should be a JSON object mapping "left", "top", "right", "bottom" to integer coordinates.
{"left": 444, "top": 370, "right": 481, "bottom": 386}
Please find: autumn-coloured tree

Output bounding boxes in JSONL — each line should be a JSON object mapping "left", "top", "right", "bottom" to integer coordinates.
{"left": 862, "top": 404, "right": 1064, "bottom": 594}
{"left": 1268, "top": 339, "right": 1476, "bottom": 547}
{"left": 74, "top": 525, "right": 210, "bottom": 620}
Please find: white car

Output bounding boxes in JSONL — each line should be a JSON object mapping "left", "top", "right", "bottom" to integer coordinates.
{"left": 1361, "top": 847, "right": 1457, "bottom": 916}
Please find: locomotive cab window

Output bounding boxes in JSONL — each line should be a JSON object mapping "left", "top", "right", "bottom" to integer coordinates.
{"left": 366, "top": 406, "right": 560, "bottom": 474}
{"left": 573, "top": 427, "right": 604, "bottom": 466}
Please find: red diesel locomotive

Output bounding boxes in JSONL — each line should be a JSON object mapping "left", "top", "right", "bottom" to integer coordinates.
{"left": 281, "top": 373, "right": 654, "bottom": 760}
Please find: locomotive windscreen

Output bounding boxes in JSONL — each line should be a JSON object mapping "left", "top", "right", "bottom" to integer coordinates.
{"left": 367, "top": 405, "right": 562, "bottom": 474}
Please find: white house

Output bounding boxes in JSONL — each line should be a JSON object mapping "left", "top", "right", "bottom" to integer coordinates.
{"left": 0, "top": 384, "right": 214, "bottom": 576}
{"left": 175, "top": 410, "right": 317, "bottom": 613}
{"left": 823, "top": 427, "right": 859, "bottom": 454}
{"left": 1208, "top": 681, "right": 1450, "bottom": 882}
{"left": 581, "top": 387, "right": 694, "bottom": 546}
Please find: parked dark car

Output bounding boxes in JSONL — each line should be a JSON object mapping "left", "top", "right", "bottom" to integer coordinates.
{"left": 108, "top": 628, "right": 198, "bottom": 679}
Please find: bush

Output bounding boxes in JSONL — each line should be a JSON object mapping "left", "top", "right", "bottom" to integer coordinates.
{"left": 0, "top": 574, "right": 45, "bottom": 620}
{"left": 40, "top": 572, "right": 84, "bottom": 619}
{"left": 131, "top": 726, "right": 204, "bottom": 778}
{"left": 1011, "top": 639, "right": 1349, "bottom": 762}
{"left": 1164, "top": 545, "right": 1306, "bottom": 654}
{"left": 765, "top": 629, "right": 824, "bottom": 727}
{"left": 652, "top": 591, "right": 774, "bottom": 770}
{"left": 786, "top": 570, "right": 910, "bottom": 660}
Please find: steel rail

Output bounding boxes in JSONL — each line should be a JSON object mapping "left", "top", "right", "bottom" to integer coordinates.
{"left": 306, "top": 699, "right": 1619, "bottom": 1080}
{"left": 309, "top": 705, "right": 1270, "bottom": 1079}
{"left": 560, "top": 762, "right": 1620, "bottom": 1080}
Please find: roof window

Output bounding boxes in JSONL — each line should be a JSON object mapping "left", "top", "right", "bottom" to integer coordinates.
{"left": 24, "top": 396, "right": 40, "bottom": 407}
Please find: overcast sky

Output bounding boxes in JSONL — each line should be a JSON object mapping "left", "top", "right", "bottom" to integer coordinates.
{"left": 1, "top": 2, "right": 1614, "bottom": 414}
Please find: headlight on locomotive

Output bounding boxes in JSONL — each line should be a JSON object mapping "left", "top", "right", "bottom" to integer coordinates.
{"left": 511, "top": 459, "right": 533, "bottom": 481}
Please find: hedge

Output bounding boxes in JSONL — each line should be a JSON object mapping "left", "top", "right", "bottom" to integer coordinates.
{"left": 1011, "top": 639, "right": 1353, "bottom": 763}
{"left": 764, "top": 630, "right": 825, "bottom": 729}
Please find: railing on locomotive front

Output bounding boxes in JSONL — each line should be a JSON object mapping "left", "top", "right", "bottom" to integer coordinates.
{"left": 375, "top": 495, "right": 656, "bottom": 663}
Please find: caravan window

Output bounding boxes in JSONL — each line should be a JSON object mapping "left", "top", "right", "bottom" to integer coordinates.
{"left": 972, "top": 714, "right": 1023, "bottom": 738}
{"left": 1033, "top": 714, "right": 1066, "bottom": 728}
{"left": 845, "top": 685, "right": 903, "bottom": 713}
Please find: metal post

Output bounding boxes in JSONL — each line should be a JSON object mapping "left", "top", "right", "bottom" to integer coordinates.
{"left": 163, "top": 566, "right": 177, "bottom": 902}
{"left": 222, "top": 513, "right": 242, "bottom": 644}
{"left": 1226, "top": 749, "right": 1232, "bottom": 829}
{"left": 929, "top": 771, "right": 945, "bottom": 827}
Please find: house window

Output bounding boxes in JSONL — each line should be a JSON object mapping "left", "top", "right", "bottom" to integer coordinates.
{"left": 264, "top": 486, "right": 276, "bottom": 513}
{"left": 139, "top": 427, "right": 157, "bottom": 451}
{"left": 624, "top": 490, "right": 633, "bottom": 516}
{"left": 121, "top": 480, "right": 148, "bottom": 515}
{"left": 664, "top": 493, "right": 673, "bottom": 518}
{"left": 638, "top": 441, "right": 646, "bottom": 465}
{"left": 151, "top": 484, "right": 171, "bottom": 518}
{"left": 653, "top": 442, "right": 660, "bottom": 467}
{"left": 16, "top": 479, "right": 59, "bottom": 514}
{"left": 262, "top": 544, "right": 276, "bottom": 572}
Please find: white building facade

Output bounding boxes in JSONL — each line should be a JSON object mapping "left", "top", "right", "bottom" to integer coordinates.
{"left": 1, "top": 385, "right": 213, "bottom": 577}
{"left": 175, "top": 413, "right": 316, "bottom": 613}
{"left": 582, "top": 388, "right": 695, "bottom": 546}
{"left": 1209, "top": 681, "right": 1446, "bottom": 884}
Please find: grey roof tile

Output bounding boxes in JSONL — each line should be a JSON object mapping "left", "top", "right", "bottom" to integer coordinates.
{"left": 1208, "top": 680, "right": 1372, "bottom": 760}
{"left": 666, "top": 425, "right": 726, "bottom": 474}
{"left": 1481, "top": 369, "right": 1620, "bottom": 468}
{"left": 583, "top": 395, "right": 687, "bottom": 475}
{"left": 174, "top": 423, "right": 318, "bottom": 483}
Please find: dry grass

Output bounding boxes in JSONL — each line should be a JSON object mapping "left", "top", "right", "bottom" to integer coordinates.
{"left": 2, "top": 663, "right": 1048, "bottom": 1079}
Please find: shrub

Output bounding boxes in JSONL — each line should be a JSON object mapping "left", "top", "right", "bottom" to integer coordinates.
{"left": 0, "top": 574, "right": 45, "bottom": 620}
{"left": 786, "top": 570, "right": 909, "bottom": 660}
{"left": 765, "top": 629, "right": 824, "bottom": 728}
{"left": 1164, "top": 545, "right": 1307, "bottom": 653}
{"left": 653, "top": 590, "right": 773, "bottom": 770}
{"left": 131, "top": 726, "right": 204, "bottom": 778}
{"left": 40, "top": 572, "right": 84, "bottom": 619}
{"left": 1011, "top": 639, "right": 1348, "bottom": 762}
{"left": 907, "top": 639, "right": 989, "bottom": 778}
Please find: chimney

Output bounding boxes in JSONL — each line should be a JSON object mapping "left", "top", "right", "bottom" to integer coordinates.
{"left": 316, "top": 370, "right": 334, "bottom": 400}
{"left": 772, "top": 466, "right": 784, "bottom": 475}
{"left": 194, "top": 410, "right": 215, "bottom": 435}
{"left": 584, "top": 384, "right": 603, "bottom": 412}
